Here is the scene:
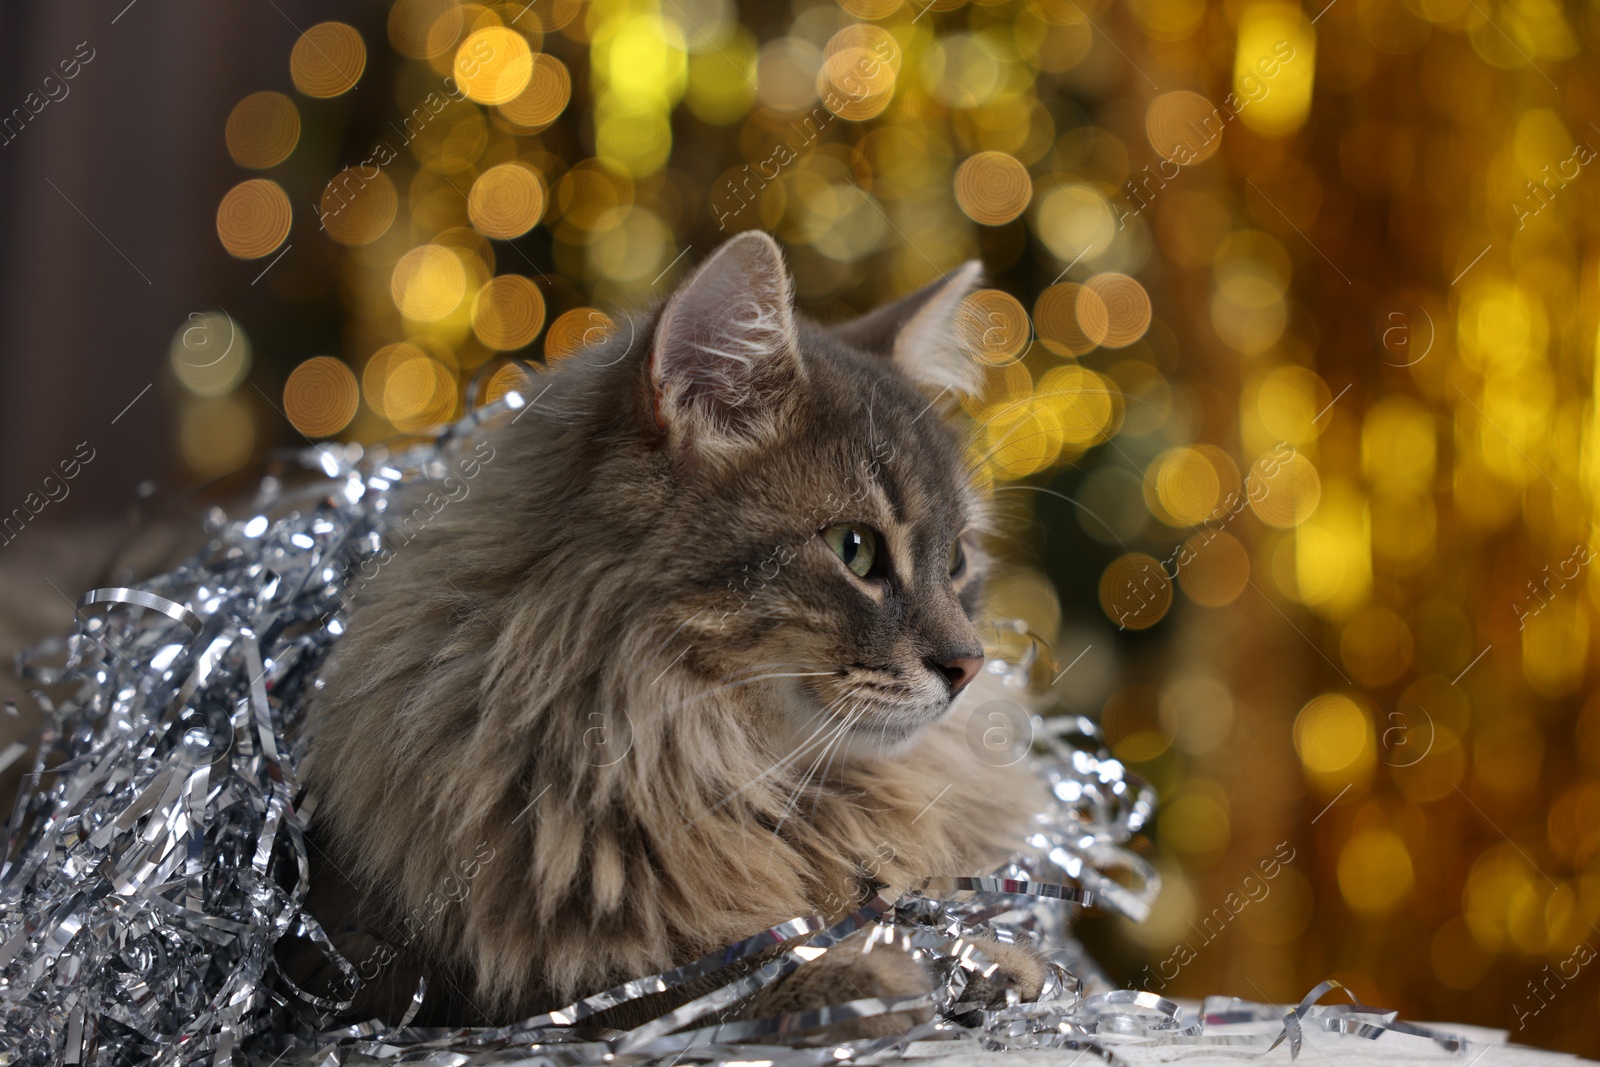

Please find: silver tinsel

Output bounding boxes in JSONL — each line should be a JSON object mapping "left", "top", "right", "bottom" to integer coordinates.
{"left": 0, "top": 393, "right": 1466, "bottom": 1066}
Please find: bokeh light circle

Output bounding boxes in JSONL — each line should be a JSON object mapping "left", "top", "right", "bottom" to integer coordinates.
{"left": 170, "top": 312, "right": 251, "bottom": 398}
{"left": 319, "top": 169, "right": 398, "bottom": 246}
{"left": 1249, "top": 450, "right": 1322, "bottom": 527}
{"left": 1259, "top": 365, "right": 1333, "bottom": 444}
{"left": 818, "top": 28, "right": 898, "bottom": 121}
{"left": 962, "top": 289, "right": 1030, "bottom": 364}
{"left": 1034, "top": 283, "right": 1099, "bottom": 356}
{"left": 1340, "top": 606, "right": 1415, "bottom": 687}
{"left": 290, "top": 23, "right": 367, "bottom": 98}
{"left": 468, "top": 164, "right": 546, "bottom": 240}
{"left": 389, "top": 0, "right": 461, "bottom": 58}
{"left": 955, "top": 151, "right": 1033, "bottom": 225}
{"left": 389, "top": 358, "right": 456, "bottom": 429}
{"left": 484, "top": 361, "right": 534, "bottom": 404}
{"left": 1339, "top": 830, "right": 1415, "bottom": 917}
{"left": 982, "top": 399, "right": 1062, "bottom": 479}
{"left": 1078, "top": 273, "right": 1152, "bottom": 347}
{"left": 545, "top": 308, "right": 615, "bottom": 363}
{"left": 554, "top": 159, "right": 634, "bottom": 233}
{"left": 1146, "top": 90, "right": 1224, "bottom": 164}
{"left": 473, "top": 275, "right": 547, "bottom": 350}
{"left": 455, "top": 27, "right": 534, "bottom": 105}
{"left": 1037, "top": 364, "right": 1120, "bottom": 448}
{"left": 225, "top": 92, "right": 300, "bottom": 169}
{"left": 181, "top": 395, "right": 255, "bottom": 478}
{"left": 1150, "top": 446, "right": 1221, "bottom": 525}
{"left": 1294, "top": 694, "right": 1373, "bottom": 777}
{"left": 216, "top": 179, "right": 292, "bottom": 259}
{"left": 1034, "top": 182, "right": 1114, "bottom": 264}
{"left": 1177, "top": 532, "right": 1250, "bottom": 607}
{"left": 1099, "top": 553, "right": 1173, "bottom": 630}
{"left": 283, "top": 356, "right": 360, "bottom": 437}
{"left": 363, "top": 342, "right": 425, "bottom": 420}
{"left": 499, "top": 54, "right": 572, "bottom": 128}
{"left": 391, "top": 245, "right": 468, "bottom": 321}
{"left": 362, "top": 342, "right": 457, "bottom": 428}
{"left": 589, "top": 209, "right": 673, "bottom": 282}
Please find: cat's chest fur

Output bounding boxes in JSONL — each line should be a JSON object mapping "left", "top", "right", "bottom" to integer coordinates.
{"left": 306, "top": 624, "right": 1039, "bottom": 1017}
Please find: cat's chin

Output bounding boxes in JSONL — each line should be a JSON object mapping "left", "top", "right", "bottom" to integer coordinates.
{"left": 768, "top": 681, "right": 953, "bottom": 764}
{"left": 771, "top": 678, "right": 951, "bottom": 762}
{"left": 839, "top": 712, "right": 943, "bottom": 759}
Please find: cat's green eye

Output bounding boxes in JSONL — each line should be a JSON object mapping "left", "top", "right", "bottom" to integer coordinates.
{"left": 823, "top": 524, "right": 878, "bottom": 579}
{"left": 949, "top": 539, "right": 966, "bottom": 578}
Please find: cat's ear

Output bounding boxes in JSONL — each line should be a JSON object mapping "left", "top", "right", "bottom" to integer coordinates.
{"left": 648, "top": 231, "right": 802, "bottom": 459}
{"left": 830, "top": 262, "right": 985, "bottom": 396}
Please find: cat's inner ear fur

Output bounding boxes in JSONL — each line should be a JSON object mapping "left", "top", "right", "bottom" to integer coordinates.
{"left": 830, "top": 261, "right": 986, "bottom": 397}
{"left": 648, "top": 232, "right": 802, "bottom": 458}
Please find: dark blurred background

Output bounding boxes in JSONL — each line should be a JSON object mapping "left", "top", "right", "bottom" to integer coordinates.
{"left": 3, "top": 0, "right": 1599, "bottom": 1056}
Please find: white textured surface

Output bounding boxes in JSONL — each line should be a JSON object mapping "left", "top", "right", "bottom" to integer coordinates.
{"left": 900, "top": 1020, "right": 1591, "bottom": 1066}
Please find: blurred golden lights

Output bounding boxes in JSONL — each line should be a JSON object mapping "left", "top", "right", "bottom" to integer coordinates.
{"left": 963, "top": 289, "right": 1030, "bottom": 365}
{"left": 290, "top": 22, "right": 367, "bottom": 98}
{"left": 169, "top": 312, "right": 251, "bottom": 398}
{"left": 391, "top": 245, "right": 469, "bottom": 321}
{"left": 1294, "top": 694, "right": 1374, "bottom": 780}
{"left": 499, "top": 54, "right": 573, "bottom": 128}
{"left": 225, "top": 92, "right": 300, "bottom": 169}
{"left": 320, "top": 169, "right": 399, "bottom": 246}
{"left": 1338, "top": 829, "right": 1415, "bottom": 917}
{"left": 212, "top": 0, "right": 1600, "bottom": 1046}
{"left": 455, "top": 27, "right": 534, "bottom": 106}
{"left": 546, "top": 308, "right": 614, "bottom": 362}
{"left": 283, "top": 356, "right": 360, "bottom": 437}
{"left": 180, "top": 395, "right": 255, "bottom": 479}
{"left": 1099, "top": 553, "right": 1173, "bottom": 631}
{"left": 468, "top": 163, "right": 546, "bottom": 240}
{"left": 216, "top": 179, "right": 292, "bottom": 259}
{"left": 955, "top": 151, "right": 1033, "bottom": 225}
{"left": 472, "top": 275, "right": 547, "bottom": 350}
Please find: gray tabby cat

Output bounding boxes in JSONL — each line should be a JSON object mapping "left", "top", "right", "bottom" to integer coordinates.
{"left": 295, "top": 232, "right": 1051, "bottom": 1034}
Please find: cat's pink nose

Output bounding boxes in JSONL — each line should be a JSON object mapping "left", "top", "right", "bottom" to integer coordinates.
{"left": 931, "top": 653, "right": 983, "bottom": 696}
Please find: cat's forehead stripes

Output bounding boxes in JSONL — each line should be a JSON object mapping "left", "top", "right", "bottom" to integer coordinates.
{"left": 868, "top": 415, "right": 970, "bottom": 543}
{"left": 867, "top": 457, "right": 906, "bottom": 525}
{"left": 805, "top": 337, "right": 972, "bottom": 535}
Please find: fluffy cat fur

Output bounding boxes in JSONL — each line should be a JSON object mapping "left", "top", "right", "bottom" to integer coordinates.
{"left": 295, "top": 232, "right": 1050, "bottom": 1029}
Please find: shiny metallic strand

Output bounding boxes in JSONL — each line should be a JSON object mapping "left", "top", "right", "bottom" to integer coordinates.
{"left": 0, "top": 395, "right": 1462, "bottom": 1066}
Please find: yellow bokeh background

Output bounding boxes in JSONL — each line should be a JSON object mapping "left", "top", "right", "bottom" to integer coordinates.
{"left": 179, "top": 0, "right": 1600, "bottom": 1053}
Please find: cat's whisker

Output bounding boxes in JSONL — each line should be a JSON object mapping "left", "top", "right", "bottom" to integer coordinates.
{"left": 775, "top": 701, "right": 864, "bottom": 834}
{"left": 961, "top": 422, "right": 1095, "bottom": 480}
{"left": 665, "top": 684, "right": 864, "bottom": 851}
{"left": 646, "top": 610, "right": 714, "bottom": 663}
{"left": 867, "top": 378, "right": 885, "bottom": 461}
{"left": 773, "top": 745, "right": 832, "bottom": 834}
{"left": 969, "top": 388, "right": 1136, "bottom": 433}
{"left": 812, "top": 701, "right": 866, "bottom": 812}
{"left": 774, "top": 722, "right": 852, "bottom": 833}
{"left": 698, "top": 687, "right": 861, "bottom": 817}
{"left": 726, "top": 719, "right": 855, "bottom": 844}
{"left": 680, "top": 669, "right": 838, "bottom": 707}
{"left": 991, "top": 484, "right": 1132, "bottom": 552}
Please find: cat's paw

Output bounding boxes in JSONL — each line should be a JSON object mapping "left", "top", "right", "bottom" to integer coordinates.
{"left": 950, "top": 934, "right": 1051, "bottom": 1018}
{"left": 738, "top": 930, "right": 935, "bottom": 1043}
